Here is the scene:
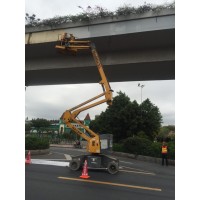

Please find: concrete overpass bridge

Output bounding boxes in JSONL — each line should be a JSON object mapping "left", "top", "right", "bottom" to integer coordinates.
{"left": 25, "top": 9, "right": 175, "bottom": 86}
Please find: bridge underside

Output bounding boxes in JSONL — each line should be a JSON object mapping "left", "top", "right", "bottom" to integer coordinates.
{"left": 25, "top": 29, "right": 175, "bottom": 86}
{"left": 25, "top": 60, "right": 174, "bottom": 86}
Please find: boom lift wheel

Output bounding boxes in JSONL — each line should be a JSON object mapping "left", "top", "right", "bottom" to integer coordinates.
{"left": 107, "top": 161, "right": 119, "bottom": 174}
{"left": 69, "top": 159, "right": 81, "bottom": 171}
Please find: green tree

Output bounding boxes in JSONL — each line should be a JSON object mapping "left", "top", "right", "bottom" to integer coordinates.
{"left": 121, "top": 100, "right": 141, "bottom": 137}
{"left": 91, "top": 91, "right": 134, "bottom": 142}
{"left": 25, "top": 122, "right": 32, "bottom": 134}
{"left": 90, "top": 92, "right": 162, "bottom": 142}
{"left": 138, "top": 98, "right": 162, "bottom": 140}
{"left": 168, "top": 125, "right": 175, "bottom": 131}
{"left": 156, "top": 125, "right": 175, "bottom": 142}
{"left": 160, "top": 126, "right": 171, "bottom": 135}
{"left": 31, "top": 118, "right": 51, "bottom": 135}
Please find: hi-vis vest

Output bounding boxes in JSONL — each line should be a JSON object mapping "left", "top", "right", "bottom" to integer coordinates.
{"left": 162, "top": 146, "right": 168, "bottom": 154}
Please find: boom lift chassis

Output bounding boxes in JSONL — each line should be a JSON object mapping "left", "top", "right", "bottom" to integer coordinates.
{"left": 55, "top": 33, "right": 119, "bottom": 174}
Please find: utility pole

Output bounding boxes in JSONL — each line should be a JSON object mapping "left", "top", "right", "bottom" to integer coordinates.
{"left": 138, "top": 83, "right": 145, "bottom": 104}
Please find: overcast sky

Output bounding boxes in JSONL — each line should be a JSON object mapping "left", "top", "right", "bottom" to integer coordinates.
{"left": 25, "top": 0, "right": 175, "bottom": 126}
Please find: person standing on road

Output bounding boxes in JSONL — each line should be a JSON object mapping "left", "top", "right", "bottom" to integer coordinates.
{"left": 161, "top": 141, "right": 168, "bottom": 166}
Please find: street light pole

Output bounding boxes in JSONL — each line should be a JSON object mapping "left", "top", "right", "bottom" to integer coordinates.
{"left": 138, "top": 83, "right": 145, "bottom": 104}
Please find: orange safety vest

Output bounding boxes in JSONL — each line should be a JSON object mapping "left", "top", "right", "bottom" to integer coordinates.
{"left": 162, "top": 145, "right": 168, "bottom": 154}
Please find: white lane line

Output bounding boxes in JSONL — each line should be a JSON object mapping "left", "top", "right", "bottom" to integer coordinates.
{"left": 31, "top": 159, "right": 69, "bottom": 167}
{"left": 120, "top": 160, "right": 134, "bottom": 164}
{"left": 64, "top": 154, "right": 72, "bottom": 160}
{"left": 119, "top": 169, "right": 155, "bottom": 175}
{"left": 120, "top": 165, "right": 153, "bottom": 173}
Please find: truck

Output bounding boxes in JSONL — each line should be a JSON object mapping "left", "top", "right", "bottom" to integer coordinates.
{"left": 55, "top": 33, "right": 119, "bottom": 174}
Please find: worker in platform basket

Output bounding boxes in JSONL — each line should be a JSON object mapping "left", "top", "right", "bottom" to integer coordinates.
{"left": 161, "top": 141, "right": 168, "bottom": 166}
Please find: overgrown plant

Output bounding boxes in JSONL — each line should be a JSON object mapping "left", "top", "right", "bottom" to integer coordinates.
{"left": 25, "top": 2, "right": 175, "bottom": 27}
{"left": 25, "top": 13, "right": 40, "bottom": 26}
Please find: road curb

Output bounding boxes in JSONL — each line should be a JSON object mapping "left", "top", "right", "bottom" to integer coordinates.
{"left": 111, "top": 151, "right": 175, "bottom": 166}
{"left": 25, "top": 149, "right": 50, "bottom": 155}
{"left": 50, "top": 144, "right": 74, "bottom": 148}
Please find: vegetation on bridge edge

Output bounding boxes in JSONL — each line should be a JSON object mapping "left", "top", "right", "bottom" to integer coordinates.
{"left": 25, "top": 1, "right": 175, "bottom": 27}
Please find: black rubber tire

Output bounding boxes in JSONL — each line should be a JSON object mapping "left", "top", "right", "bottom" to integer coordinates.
{"left": 69, "top": 160, "right": 81, "bottom": 171}
{"left": 107, "top": 162, "right": 119, "bottom": 174}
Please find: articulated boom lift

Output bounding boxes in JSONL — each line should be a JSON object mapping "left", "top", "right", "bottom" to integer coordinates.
{"left": 55, "top": 33, "right": 119, "bottom": 174}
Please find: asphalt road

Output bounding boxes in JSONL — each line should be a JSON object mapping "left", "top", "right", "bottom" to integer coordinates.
{"left": 25, "top": 147, "right": 175, "bottom": 200}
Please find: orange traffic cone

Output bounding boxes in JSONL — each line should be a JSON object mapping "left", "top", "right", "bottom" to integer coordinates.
{"left": 80, "top": 160, "right": 90, "bottom": 179}
{"left": 25, "top": 150, "right": 31, "bottom": 164}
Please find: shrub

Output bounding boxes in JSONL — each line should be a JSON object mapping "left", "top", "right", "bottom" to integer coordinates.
{"left": 150, "top": 142, "right": 162, "bottom": 158}
{"left": 113, "top": 143, "right": 125, "bottom": 152}
{"left": 150, "top": 141, "right": 175, "bottom": 160}
{"left": 25, "top": 135, "right": 49, "bottom": 150}
{"left": 168, "top": 141, "right": 175, "bottom": 160}
{"left": 122, "top": 136, "right": 152, "bottom": 156}
{"left": 113, "top": 137, "right": 175, "bottom": 160}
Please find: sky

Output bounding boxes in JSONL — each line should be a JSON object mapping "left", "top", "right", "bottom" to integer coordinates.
{"left": 25, "top": 0, "right": 175, "bottom": 125}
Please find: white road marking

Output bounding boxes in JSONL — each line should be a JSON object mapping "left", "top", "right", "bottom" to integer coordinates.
{"left": 120, "top": 160, "right": 133, "bottom": 164}
{"left": 31, "top": 159, "right": 69, "bottom": 167}
{"left": 119, "top": 169, "right": 155, "bottom": 175}
{"left": 120, "top": 165, "right": 153, "bottom": 173}
{"left": 64, "top": 154, "right": 72, "bottom": 160}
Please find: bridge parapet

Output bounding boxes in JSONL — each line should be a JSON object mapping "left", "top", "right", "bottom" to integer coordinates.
{"left": 25, "top": 9, "right": 175, "bottom": 44}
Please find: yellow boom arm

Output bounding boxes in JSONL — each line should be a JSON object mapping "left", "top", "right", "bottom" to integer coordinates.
{"left": 56, "top": 33, "right": 113, "bottom": 154}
